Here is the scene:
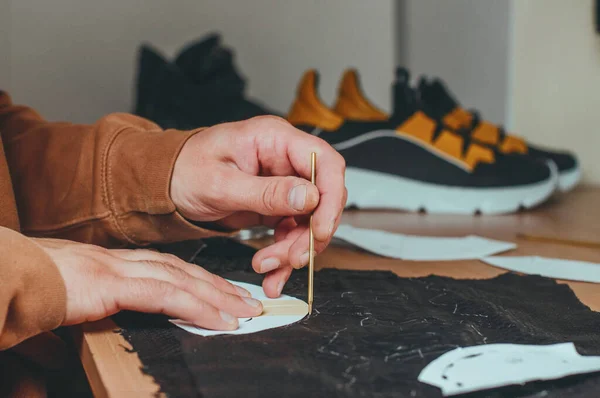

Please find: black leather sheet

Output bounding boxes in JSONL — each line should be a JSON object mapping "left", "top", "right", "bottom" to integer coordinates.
{"left": 114, "top": 238, "right": 600, "bottom": 397}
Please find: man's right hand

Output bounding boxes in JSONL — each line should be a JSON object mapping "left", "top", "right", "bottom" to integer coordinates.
{"left": 34, "top": 238, "right": 263, "bottom": 330}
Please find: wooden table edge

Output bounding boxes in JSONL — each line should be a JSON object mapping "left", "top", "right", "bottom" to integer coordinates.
{"left": 73, "top": 318, "right": 162, "bottom": 398}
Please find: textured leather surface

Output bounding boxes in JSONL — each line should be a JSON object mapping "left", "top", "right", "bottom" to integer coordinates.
{"left": 115, "top": 238, "right": 600, "bottom": 397}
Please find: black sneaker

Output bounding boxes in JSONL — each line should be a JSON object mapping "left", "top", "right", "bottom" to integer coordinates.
{"left": 134, "top": 33, "right": 275, "bottom": 129}
{"left": 290, "top": 69, "right": 557, "bottom": 214}
{"left": 416, "top": 75, "right": 580, "bottom": 192}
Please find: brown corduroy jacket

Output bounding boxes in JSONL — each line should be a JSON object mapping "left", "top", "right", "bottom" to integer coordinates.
{"left": 0, "top": 91, "right": 223, "bottom": 395}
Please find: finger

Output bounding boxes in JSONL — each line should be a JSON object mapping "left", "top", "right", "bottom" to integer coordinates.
{"left": 320, "top": 197, "right": 345, "bottom": 241}
{"left": 267, "top": 210, "right": 341, "bottom": 270}
{"left": 115, "top": 277, "right": 239, "bottom": 330}
{"left": 259, "top": 198, "right": 342, "bottom": 270}
{"left": 253, "top": 224, "right": 307, "bottom": 273}
{"left": 287, "top": 226, "right": 333, "bottom": 269}
{"left": 109, "top": 249, "right": 249, "bottom": 297}
{"left": 277, "top": 128, "right": 347, "bottom": 242}
{"left": 311, "top": 159, "right": 346, "bottom": 241}
{"left": 273, "top": 209, "right": 341, "bottom": 269}
{"left": 113, "top": 250, "right": 248, "bottom": 297}
{"left": 262, "top": 266, "right": 294, "bottom": 298}
{"left": 118, "top": 261, "right": 262, "bottom": 317}
{"left": 252, "top": 240, "right": 292, "bottom": 274}
{"left": 274, "top": 217, "right": 298, "bottom": 242}
{"left": 214, "top": 168, "right": 320, "bottom": 217}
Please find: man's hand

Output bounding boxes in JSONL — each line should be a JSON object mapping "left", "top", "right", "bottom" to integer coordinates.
{"left": 36, "top": 238, "right": 263, "bottom": 330}
{"left": 171, "top": 116, "right": 347, "bottom": 298}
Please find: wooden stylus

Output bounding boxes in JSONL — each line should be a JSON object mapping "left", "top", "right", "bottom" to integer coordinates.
{"left": 308, "top": 152, "right": 316, "bottom": 314}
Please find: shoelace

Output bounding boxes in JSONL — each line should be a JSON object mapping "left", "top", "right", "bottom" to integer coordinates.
{"left": 430, "top": 114, "right": 480, "bottom": 157}
{"left": 396, "top": 68, "right": 481, "bottom": 157}
{"left": 467, "top": 110, "right": 507, "bottom": 144}
{"left": 416, "top": 78, "right": 505, "bottom": 147}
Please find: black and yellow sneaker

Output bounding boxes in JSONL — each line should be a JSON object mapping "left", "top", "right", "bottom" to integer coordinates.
{"left": 289, "top": 69, "right": 556, "bottom": 214}
{"left": 134, "top": 34, "right": 274, "bottom": 129}
{"left": 416, "top": 75, "right": 580, "bottom": 192}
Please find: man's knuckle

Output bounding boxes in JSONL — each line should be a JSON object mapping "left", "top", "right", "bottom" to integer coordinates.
{"left": 166, "top": 264, "right": 189, "bottom": 281}
{"left": 155, "top": 280, "right": 177, "bottom": 299}
{"left": 314, "top": 135, "right": 331, "bottom": 148}
{"left": 213, "top": 290, "right": 232, "bottom": 307}
{"left": 205, "top": 272, "right": 221, "bottom": 286}
{"left": 212, "top": 274, "right": 230, "bottom": 288}
{"left": 252, "top": 115, "right": 289, "bottom": 127}
{"left": 337, "top": 153, "right": 347, "bottom": 169}
{"left": 195, "top": 300, "right": 212, "bottom": 315}
{"left": 260, "top": 180, "right": 279, "bottom": 212}
{"left": 159, "top": 252, "right": 182, "bottom": 264}
{"left": 240, "top": 115, "right": 291, "bottom": 137}
{"left": 137, "top": 248, "right": 158, "bottom": 256}
{"left": 147, "top": 260, "right": 188, "bottom": 280}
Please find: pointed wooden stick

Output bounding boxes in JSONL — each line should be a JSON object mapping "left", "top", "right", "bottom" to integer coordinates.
{"left": 308, "top": 152, "right": 316, "bottom": 314}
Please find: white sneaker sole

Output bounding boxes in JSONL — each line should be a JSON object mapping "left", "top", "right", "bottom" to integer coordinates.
{"left": 345, "top": 166, "right": 558, "bottom": 215}
{"left": 558, "top": 167, "right": 581, "bottom": 192}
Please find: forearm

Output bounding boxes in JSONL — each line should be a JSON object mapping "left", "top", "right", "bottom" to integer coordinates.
{"left": 0, "top": 91, "right": 227, "bottom": 247}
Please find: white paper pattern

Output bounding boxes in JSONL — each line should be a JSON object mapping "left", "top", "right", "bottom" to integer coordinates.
{"left": 334, "top": 224, "right": 516, "bottom": 261}
{"left": 170, "top": 281, "right": 308, "bottom": 336}
{"left": 419, "top": 343, "right": 600, "bottom": 396}
{"left": 482, "top": 256, "right": 600, "bottom": 284}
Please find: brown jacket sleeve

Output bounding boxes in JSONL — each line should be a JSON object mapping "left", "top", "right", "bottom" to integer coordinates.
{"left": 0, "top": 227, "right": 66, "bottom": 350}
{"left": 0, "top": 91, "right": 227, "bottom": 247}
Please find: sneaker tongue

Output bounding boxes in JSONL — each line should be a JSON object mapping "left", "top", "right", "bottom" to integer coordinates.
{"left": 174, "top": 34, "right": 246, "bottom": 98}
{"left": 391, "top": 67, "right": 419, "bottom": 122}
{"left": 423, "top": 79, "right": 459, "bottom": 114}
{"left": 174, "top": 34, "right": 223, "bottom": 81}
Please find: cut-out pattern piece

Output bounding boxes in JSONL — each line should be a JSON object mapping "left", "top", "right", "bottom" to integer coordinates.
{"left": 419, "top": 343, "right": 600, "bottom": 396}
{"left": 170, "top": 280, "right": 308, "bottom": 336}
{"left": 483, "top": 256, "right": 600, "bottom": 284}
{"left": 335, "top": 224, "right": 515, "bottom": 260}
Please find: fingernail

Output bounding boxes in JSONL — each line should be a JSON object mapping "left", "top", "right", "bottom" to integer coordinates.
{"left": 298, "top": 250, "right": 317, "bottom": 268}
{"left": 243, "top": 297, "right": 262, "bottom": 308}
{"left": 220, "top": 311, "right": 237, "bottom": 324}
{"left": 299, "top": 251, "right": 310, "bottom": 267}
{"left": 329, "top": 218, "right": 336, "bottom": 236}
{"left": 277, "top": 281, "right": 285, "bottom": 295}
{"left": 289, "top": 185, "right": 307, "bottom": 211}
{"left": 235, "top": 286, "right": 251, "bottom": 298}
{"left": 260, "top": 257, "right": 280, "bottom": 273}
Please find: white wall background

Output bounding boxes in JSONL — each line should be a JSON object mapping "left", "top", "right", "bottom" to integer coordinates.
{"left": 511, "top": 0, "right": 600, "bottom": 184}
{"left": 4, "top": 0, "right": 600, "bottom": 184}
{"left": 4, "top": 0, "right": 395, "bottom": 124}
{"left": 0, "top": 0, "right": 10, "bottom": 90}
{"left": 398, "top": 0, "right": 513, "bottom": 125}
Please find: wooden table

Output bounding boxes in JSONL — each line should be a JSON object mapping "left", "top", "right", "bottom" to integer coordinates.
{"left": 74, "top": 186, "right": 600, "bottom": 397}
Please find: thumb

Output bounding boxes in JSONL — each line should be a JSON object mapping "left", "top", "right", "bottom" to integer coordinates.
{"left": 220, "top": 170, "right": 320, "bottom": 216}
